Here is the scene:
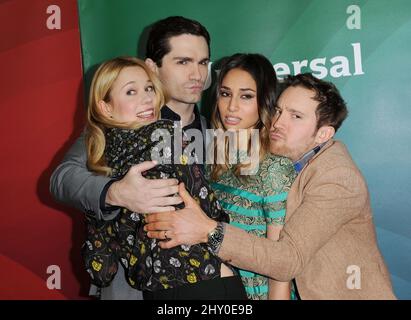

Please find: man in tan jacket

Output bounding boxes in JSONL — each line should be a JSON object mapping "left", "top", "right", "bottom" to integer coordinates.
{"left": 145, "top": 73, "right": 396, "bottom": 299}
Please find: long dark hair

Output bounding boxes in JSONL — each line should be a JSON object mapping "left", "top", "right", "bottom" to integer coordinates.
{"left": 211, "top": 53, "right": 279, "bottom": 180}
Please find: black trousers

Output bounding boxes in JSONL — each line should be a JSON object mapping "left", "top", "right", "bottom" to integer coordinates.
{"left": 143, "top": 276, "right": 248, "bottom": 300}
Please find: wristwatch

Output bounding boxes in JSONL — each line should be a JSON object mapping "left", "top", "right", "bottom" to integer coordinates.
{"left": 207, "top": 222, "right": 226, "bottom": 255}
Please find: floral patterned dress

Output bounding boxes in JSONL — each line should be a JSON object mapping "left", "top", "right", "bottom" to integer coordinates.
{"left": 210, "top": 154, "right": 297, "bottom": 300}
{"left": 82, "top": 120, "right": 231, "bottom": 292}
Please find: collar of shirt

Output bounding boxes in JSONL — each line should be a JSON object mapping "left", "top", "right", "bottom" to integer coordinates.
{"left": 160, "top": 104, "right": 206, "bottom": 168}
{"left": 293, "top": 141, "right": 328, "bottom": 173}
{"left": 160, "top": 105, "right": 202, "bottom": 132}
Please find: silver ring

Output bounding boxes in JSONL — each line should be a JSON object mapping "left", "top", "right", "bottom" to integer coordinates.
{"left": 164, "top": 230, "right": 169, "bottom": 240}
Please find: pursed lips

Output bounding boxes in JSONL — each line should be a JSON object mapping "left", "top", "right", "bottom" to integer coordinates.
{"left": 186, "top": 82, "right": 204, "bottom": 91}
{"left": 270, "top": 130, "right": 285, "bottom": 140}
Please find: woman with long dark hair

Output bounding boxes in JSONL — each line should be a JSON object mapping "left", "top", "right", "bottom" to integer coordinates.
{"left": 209, "top": 53, "right": 297, "bottom": 300}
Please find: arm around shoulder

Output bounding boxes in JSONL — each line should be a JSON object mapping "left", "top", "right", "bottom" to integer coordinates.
{"left": 218, "top": 165, "right": 367, "bottom": 281}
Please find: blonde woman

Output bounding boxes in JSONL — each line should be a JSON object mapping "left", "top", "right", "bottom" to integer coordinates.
{"left": 82, "top": 56, "right": 246, "bottom": 300}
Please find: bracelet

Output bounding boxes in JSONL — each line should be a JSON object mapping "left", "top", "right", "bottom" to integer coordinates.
{"left": 207, "top": 222, "right": 226, "bottom": 255}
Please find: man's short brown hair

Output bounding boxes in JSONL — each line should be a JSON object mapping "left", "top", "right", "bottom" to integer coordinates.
{"left": 282, "top": 73, "right": 348, "bottom": 132}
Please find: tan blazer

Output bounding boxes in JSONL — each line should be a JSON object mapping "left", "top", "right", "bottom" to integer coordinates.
{"left": 219, "top": 140, "right": 396, "bottom": 299}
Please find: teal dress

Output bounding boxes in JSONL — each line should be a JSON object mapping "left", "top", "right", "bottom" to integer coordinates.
{"left": 210, "top": 154, "right": 297, "bottom": 300}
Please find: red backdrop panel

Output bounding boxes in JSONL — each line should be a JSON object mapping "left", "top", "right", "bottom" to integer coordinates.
{"left": 0, "top": 0, "right": 88, "bottom": 299}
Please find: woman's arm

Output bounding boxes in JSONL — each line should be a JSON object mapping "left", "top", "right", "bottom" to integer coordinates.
{"left": 263, "top": 156, "right": 295, "bottom": 299}
{"left": 266, "top": 224, "right": 291, "bottom": 300}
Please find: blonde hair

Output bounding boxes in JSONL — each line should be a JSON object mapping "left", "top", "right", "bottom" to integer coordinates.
{"left": 86, "top": 56, "right": 166, "bottom": 176}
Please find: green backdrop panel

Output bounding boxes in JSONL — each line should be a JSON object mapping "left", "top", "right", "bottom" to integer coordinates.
{"left": 78, "top": 0, "right": 411, "bottom": 299}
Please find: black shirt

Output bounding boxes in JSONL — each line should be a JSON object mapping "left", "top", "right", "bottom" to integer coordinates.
{"left": 100, "top": 105, "right": 208, "bottom": 214}
{"left": 160, "top": 104, "right": 204, "bottom": 132}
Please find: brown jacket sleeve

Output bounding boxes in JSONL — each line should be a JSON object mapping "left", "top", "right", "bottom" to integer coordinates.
{"left": 218, "top": 165, "right": 368, "bottom": 282}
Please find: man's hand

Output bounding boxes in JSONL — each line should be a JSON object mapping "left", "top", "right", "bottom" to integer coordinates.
{"left": 144, "top": 183, "right": 217, "bottom": 249}
{"left": 105, "top": 161, "right": 183, "bottom": 213}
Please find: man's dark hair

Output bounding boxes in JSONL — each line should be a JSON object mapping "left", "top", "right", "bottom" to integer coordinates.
{"left": 146, "top": 16, "right": 210, "bottom": 67}
{"left": 283, "top": 73, "right": 348, "bottom": 132}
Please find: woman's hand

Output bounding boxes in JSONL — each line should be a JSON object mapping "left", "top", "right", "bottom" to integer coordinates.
{"left": 144, "top": 183, "right": 217, "bottom": 249}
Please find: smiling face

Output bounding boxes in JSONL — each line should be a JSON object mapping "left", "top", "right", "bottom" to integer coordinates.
{"left": 99, "top": 66, "right": 157, "bottom": 124}
{"left": 217, "top": 68, "right": 260, "bottom": 131}
{"left": 270, "top": 86, "right": 321, "bottom": 161}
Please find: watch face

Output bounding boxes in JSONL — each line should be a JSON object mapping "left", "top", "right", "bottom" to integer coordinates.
{"left": 208, "top": 222, "right": 224, "bottom": 253}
